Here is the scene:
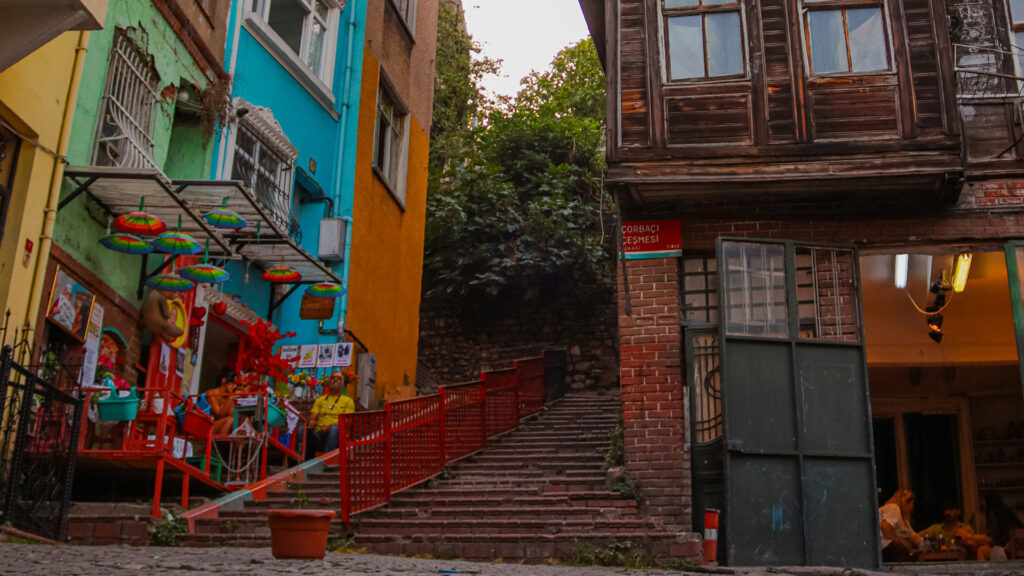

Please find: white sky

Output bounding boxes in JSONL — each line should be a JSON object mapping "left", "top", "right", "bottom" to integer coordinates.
{"left": 463, "top": 1, "right": 592, "bottom": 99}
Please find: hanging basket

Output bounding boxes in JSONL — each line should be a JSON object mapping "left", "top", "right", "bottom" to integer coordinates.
{"left": 97, "top": 384, "right": 139, "bottom": 422}
{"left": 267, "top": 399, "right": 287, "bottom": 430}
{"left": 175, "top": 399, "right": 214, "bottom": 438}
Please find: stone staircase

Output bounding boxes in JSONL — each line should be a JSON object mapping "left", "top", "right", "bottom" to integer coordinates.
{"left": 181, "top": 394, "right": 697, "bottom": 562}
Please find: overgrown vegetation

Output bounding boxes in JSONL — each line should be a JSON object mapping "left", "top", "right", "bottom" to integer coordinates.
{"left": 329, "top": 536, "right": 367, "bottom": 554}
{"left": 603, "top": 416, "right": 624, "bottom": 469}
{"left": 148, "top": 517, "right": 188, "bottom": 547}
{"left": 566, "top": 540, "right": 652, "bottom": 568}
{"left": 424, "top": 1, "right": 611, "bottom": 317}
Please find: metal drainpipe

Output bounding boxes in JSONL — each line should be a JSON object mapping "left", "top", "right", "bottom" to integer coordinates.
{"left": 324, "top": 0, "right": 360, "bottom": 338}
{"left": 23, "top": 31, "right": 90, "bottom": 344}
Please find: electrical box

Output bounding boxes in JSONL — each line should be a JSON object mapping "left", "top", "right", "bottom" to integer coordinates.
{"left": 318, "top": 218, "right": 347, "bottom": 262}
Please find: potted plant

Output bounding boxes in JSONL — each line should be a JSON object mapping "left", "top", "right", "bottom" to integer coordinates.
{"left": 264, "top": 506, "right": 336, "bottom": 560}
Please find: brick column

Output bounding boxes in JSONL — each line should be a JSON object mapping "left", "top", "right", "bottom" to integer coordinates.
{"left": 617, "top": 257, "right": 690, "bottom": 532}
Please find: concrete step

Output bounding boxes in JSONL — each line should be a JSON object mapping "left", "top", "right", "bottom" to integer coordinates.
{"left": 352, "top": 517, "right": 660, "bottom": 536}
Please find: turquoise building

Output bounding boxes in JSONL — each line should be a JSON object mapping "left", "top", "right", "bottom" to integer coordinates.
{"left": 212, "top": 0, "right": 368, "bottom": 368}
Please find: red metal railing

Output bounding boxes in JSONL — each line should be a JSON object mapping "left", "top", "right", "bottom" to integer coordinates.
{"left": 338, "top": 354, "right": 550, "bottom": 523}
{"left": 440, "top": 381, "right": 486, "bottom": 462}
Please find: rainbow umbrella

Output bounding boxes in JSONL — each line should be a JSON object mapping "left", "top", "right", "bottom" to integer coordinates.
{"left": 146, "top": 274, "right": 195, "bottom": 292}
{"left": 152, "top": 232, "right": 201, "bottom": 255}
{"left": 261, "top": 267, "right": 302, "bottom": 283}
{"left": 113, "top": 211, "right": 167, "bottom": 236}
{"left": 306, "top": 283, "right": 346, "bottom": 298}
{"left": 180, "top": 264, "right": 230, "bottom": 285}
{"left": 100, "top": 233, "right": 153, "bottom": 254}
{"left": 203, "top": 208, "right": 247, "bottom": 230}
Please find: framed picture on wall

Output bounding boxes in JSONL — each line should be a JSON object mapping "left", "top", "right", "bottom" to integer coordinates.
{"left": 46, "top": 265, "right": 95, "bottom": 342}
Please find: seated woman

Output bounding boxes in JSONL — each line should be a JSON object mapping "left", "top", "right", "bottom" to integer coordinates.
{"left": 921, "top": 502, "right": 992, "bottom": 560}
{"left": 206, "top": 368, "right": 240, "bottom": 436}
{"left": 307, "top": 372, "right": 354, "bottom": 456}
{"left": 880, "top": 488, "right": 922, "bottom": 562}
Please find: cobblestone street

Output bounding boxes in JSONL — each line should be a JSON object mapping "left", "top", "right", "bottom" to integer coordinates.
{"left": 2, "top": 544, "right": 1023, "bottom": 576}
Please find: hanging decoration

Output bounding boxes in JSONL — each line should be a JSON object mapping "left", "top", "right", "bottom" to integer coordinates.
{"left": 100, "top": 233, "right": 153, "bottom": 254}
{"left": 261, "top": 267, "right": 302, "bottom": 283}
{"left": 113, "top": 198, "right": 166, "bottom": 236}
{"left": 305, "top": 283, "right": 346, "bottom": 298}
{"left": 152, "top": 232, "right": 201, "bottom": 255}
{"left": 180, "top": 264, "right": 230, "bottom": 284}
{"left": 146, "top": 274, "right": 196, "bottom": 292}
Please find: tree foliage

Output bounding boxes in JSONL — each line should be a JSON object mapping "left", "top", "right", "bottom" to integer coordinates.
{"left": 424, "top": 29, "right": 609, "bottom": 314}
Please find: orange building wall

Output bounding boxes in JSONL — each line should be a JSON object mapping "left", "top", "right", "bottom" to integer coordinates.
{"left": 348, "top": 50, "right": 430, "bottom": 404}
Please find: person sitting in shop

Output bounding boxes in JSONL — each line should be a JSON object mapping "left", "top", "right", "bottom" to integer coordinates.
{"left": 880, "top": 488, "right": 922, "bottom": 562}
{"left": 207, "top": 368, "right": 241, "bottom": 436}
{"left": 920, "top": 502, "right": 992, "bottom": 560}
{"left": 307, "top": 372, "right": 354, "bottom": 457}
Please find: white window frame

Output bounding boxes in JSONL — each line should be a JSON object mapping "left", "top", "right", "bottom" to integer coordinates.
{"left": 93, "top": 30, "right": 159, "bottom": 169}
{"left": 1005, "top": 0, "right": 1024, "bottom": 89}
{"left": 372, "top": 81, "right": 410, "bottom": 208}
{"left": 388, "top": 0, "right": 417, "bottom": 36}
{"left": 250, "top": 0, "right": 341, "bottom": 86}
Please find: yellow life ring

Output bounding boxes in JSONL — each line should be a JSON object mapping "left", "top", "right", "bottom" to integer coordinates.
{"left": 167, "top": 298, "right": 189, "bottom": 349}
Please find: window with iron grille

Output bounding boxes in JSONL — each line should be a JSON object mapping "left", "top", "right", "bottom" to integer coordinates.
{"left": 0, "top": 124, "right": 19, "bottom": 245}
{"left": 93, "top": 31, "right": 159, "bottom": 169}
{"left": 681, "top": 255, "right": 719, "bottom": 325}
{"left": 373, "top": 83, "right": 409, "bottom": 206}
{"left": 231, "top": 122, "right": 294, "bottom": 230}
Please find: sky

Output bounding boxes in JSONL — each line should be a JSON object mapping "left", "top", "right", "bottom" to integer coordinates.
{"left": 462, "top": 1, "right": 592, "bottom": 100}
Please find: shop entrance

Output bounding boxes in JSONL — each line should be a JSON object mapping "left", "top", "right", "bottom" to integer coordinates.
{"left": 862, "top": 248, "right": 1024, "bottom": 559}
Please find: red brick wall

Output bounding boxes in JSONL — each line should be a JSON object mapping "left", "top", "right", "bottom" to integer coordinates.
{"left": 617, "top": 257, "right": 689, "bottom": 531}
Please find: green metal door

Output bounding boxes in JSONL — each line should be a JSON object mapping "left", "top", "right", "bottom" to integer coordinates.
{"left": 1007, "top": 241, "right": 1024, "bottom": 400}
{"left": 716, "top": 239, "right": 880, "bottom": 568}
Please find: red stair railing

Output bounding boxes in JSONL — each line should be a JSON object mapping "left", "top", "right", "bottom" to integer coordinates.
{"left": 338, "top": 353, "right": 551, "bottom": 523}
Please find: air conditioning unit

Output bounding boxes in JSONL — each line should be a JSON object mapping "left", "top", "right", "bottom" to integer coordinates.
{"left": 318, "top": 218, "right": 347, "bottom": 263}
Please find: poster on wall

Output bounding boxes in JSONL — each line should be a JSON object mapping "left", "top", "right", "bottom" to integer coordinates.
{"left": 317, "top": 343, "right": 334, "bottom": 368}
{"left": 78, "top": 303, "right": 105, "bottom": 386}
{"left": 298, "top": 344, "right": 318, "bottom": 369}
{"left": 175, "top": 349, "right": 186, "bottom": 377}
{"left": 334, "top": 342, "right": 353, "bottom": 367}
{"left": 46, "top": 266, "right": 95, "bottom": 342}
{"left": 158, "top": 342, "right": 170, "bottom": 376}
{"left": 279, "top": 345, "right": 299, "bottom": 363}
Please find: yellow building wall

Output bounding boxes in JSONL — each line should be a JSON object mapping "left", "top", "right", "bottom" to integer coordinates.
{"left": 348, "top": 50, "right": 429, "bottom": 404}
{"left": 0, "top": 31, "right": 88, "bottom": 338}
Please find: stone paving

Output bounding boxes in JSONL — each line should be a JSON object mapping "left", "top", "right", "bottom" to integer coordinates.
{"left": 2, "top": 544, "right": 1024, "bottom": 576}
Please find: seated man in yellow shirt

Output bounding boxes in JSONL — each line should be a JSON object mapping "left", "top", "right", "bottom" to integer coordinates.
{"left": 308, "top": 372, "right": 355, "bottom": 455}
{"left": 921, "top": 503, "right": 992, "bottom": 560}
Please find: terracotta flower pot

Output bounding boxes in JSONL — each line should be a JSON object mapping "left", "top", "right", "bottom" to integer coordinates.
{"left": 264, "top": 509, "right": 336, "bottom": 560}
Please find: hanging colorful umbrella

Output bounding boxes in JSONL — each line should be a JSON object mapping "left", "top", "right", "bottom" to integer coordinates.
{"left": 113, "top": 211, "right": 167, "bottom": 236}
{"left": 100, "top": 233, "right": 153, "bottom": 255}
{"left": 261, "top": 267, "right": 302, "bottom": 283}
{"left": 180, "top": 264, "right": 230, "bottom": 285}
{"left": 152, "top": 232, "right": 201, "bottom": 255}
{"left": 203, "top": 208, "right": 247, "bottom": 230}
{"left": 306, "top": 283, "right": 346, "bottom": 298}
{"left": 146, "top": 274, "right": 195, "bottom": 292}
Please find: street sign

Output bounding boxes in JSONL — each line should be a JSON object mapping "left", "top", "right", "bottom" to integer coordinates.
{"left": 621, "top": 220, "right": 682, "bottom": 260}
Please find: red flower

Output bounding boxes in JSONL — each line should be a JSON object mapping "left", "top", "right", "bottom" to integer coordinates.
{"left": 236, "top": 319, "right": 297, "bottom": 383}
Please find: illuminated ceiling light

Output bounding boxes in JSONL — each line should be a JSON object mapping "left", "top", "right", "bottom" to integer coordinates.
{"left": 894, "top": 254, "right": 909, "bottom": 289}
{"left": 952, "top": 253, "right": 972, "bottom": 293}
